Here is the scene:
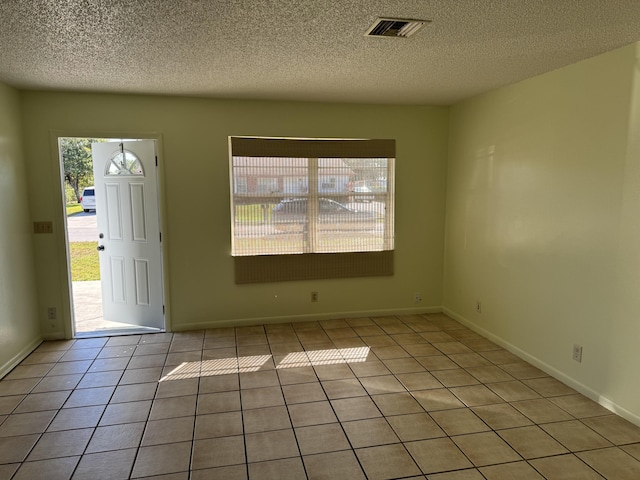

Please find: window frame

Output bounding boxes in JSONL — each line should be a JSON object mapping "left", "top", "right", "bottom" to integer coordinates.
{"left": 229, "top": 136, "right": 395, "bottom": 283}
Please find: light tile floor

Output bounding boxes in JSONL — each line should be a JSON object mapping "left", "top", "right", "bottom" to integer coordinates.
{"left": 1, "top": 313, "right": 640, "bottom": 479}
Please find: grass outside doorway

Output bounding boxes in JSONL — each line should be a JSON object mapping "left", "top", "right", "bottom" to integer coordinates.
{"left": 66, "top": 202, "right": 83, "bottom": 216}
{"left": 67, "top": 202, "right": 100, "bottom": 281}
{"left": 70, "top": 242, "right": 100, "bottom": 281}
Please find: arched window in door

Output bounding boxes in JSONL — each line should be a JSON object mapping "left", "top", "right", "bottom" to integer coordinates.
{"left": 105, "top": 146, "right": 144, "bottom": 176}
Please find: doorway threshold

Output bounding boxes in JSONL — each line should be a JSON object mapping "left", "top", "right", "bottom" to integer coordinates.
{"left": 75, "top": 325, "right": 164, "bottom": 339}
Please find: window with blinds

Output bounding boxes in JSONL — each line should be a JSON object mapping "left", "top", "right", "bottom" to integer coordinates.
{"left": 229, "top": 137, "right": 395, "bottom": 283}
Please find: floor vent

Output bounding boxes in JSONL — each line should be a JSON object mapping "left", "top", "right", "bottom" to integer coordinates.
{"left": 365, "top": 18, "right": 429, "bottom": 38}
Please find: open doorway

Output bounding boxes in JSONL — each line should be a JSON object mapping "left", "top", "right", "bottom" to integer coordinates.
{"left": 59, "top": 137, "right": 165, "bottom": 337}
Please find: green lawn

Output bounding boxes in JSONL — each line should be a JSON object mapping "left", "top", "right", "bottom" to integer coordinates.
{"left": 235, "top": 204, "right": 276, "bottom": 222}
{"left": 67, "top": 203, "right": 100, "bottom": 280}
{"left": 66, "top": 202, "right": 83, "bottom": 216}
{"left": 70, "top": 242, "right": 100, "bottom": 281}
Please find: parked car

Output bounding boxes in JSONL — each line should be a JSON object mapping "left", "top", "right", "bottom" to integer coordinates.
{"left": 353, "top": 184, "right": 373, "bottom": 202}
{"left": 80, "top": 186, "right": 96, "bottom": 212}
{"left": 348, "top": 180, "right": 378, "bottom": 202}
{"left": 272, "top": 198, "right": 377, "bottom": 232}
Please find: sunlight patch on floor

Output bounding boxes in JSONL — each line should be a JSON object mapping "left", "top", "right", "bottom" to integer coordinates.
{"left": 159, "top": 347, "right": 371, "bottom": 381}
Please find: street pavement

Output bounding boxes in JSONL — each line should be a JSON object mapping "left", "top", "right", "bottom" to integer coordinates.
{"left": 67, "top": 211, "right": 98, "bottom": 242}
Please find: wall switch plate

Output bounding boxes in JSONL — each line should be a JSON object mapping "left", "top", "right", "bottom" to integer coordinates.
{"left": 572, "top": 344, "right": 583, "bottom": 363}
{"left": 414, "top": 292, "right": 422, "bottom": 303}
{"left": 47, "top": 307, "right": 57, "bottom": 320}
{"left": 311, "top": 291, "right": 318, "bottom": 302}
{"left": 476, "top": 301, "right": 482, "bottom": 313}
{"left": 34, "top": 221, "right": 53, "bottom": 234}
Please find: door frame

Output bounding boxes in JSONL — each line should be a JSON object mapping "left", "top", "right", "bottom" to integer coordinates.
{"left": 51, "top": 130, "right": 171, "bottom": 339}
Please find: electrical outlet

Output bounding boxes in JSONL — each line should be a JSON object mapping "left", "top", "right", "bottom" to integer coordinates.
{"left": 476, "top": 301, "right": 482, "bottom": 313}
{"left": 414, "top": 292, "right": 422, "bottom": 303}
{"left": 311, "top": 291, "right": 318, "bottom": 302}
{"left": 572, "top": 344, "right": 583, "bottom": 363}
{"left": 47, "top": 307, "right": 57, "bottom": 320}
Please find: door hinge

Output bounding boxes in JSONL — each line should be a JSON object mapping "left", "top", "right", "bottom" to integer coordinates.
{"left": 162, "top": 305, "right": 165, "bottom": 315}
{"left": 155, "top": 156, "right": 158, "bottom": 166}
{"left": 159, "top": 232, "right": 162, "bottom": 243}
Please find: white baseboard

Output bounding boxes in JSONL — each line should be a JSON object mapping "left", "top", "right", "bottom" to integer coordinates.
{"left": 172, "top": 305, "right": 442, "bottom": 332}
{"left": 0, "top": 336, "right": 44, "bottom": 380}
{"left": 443, "top": 307, "right": 640, "bottom": 427}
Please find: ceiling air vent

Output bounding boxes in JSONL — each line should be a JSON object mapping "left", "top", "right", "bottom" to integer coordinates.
{"left": 365, "top": 18, "right": 429, "bottom": 38}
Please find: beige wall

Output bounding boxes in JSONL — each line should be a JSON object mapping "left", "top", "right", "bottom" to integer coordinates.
{"left": 0, "top": 83, "right": 42, "bottom": 376}
{"left": 445, "top": 43, "right": 640, "bottom": 422}
{"left": 20, "top": 93, "right": 449, "bottom": 336}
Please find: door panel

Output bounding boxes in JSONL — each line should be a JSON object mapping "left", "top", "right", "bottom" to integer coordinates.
{"left": 92, "top": 140, "right": 164, "bottom": 330}
{"left": 134, "top": 259, "right": 151, "bottom": 306}
{"left": 131, "top": 184, "right": 147, "bottom": 241}
{"left": 105, "top": 183, "right": 124, "bottom": 240}
{"left": 110, "top": 256, "right": 126, "bottom": 303}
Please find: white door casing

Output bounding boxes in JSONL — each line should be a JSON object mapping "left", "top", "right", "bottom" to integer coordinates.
{"left": 91, "top": 140, "right": 164, "bottom": 330}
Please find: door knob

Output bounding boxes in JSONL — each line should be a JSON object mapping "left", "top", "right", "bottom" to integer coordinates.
{"left": 97, "top": 245, "right": 105, "bottom": 251}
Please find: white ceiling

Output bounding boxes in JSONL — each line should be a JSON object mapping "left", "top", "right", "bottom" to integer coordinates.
{"left": 2, "top": 0, "right": 640, "bottom": 105}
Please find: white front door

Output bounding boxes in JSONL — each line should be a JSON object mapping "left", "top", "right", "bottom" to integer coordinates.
{"left": 91, "top": 140, "right": 164, "bottom": 330}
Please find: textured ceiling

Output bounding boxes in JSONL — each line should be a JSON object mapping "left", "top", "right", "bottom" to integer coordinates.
{"left": 2, "top": 0, "right": 640, "bottom": 105}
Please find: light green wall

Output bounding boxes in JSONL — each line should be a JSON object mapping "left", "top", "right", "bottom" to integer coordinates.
{"left": 445, "top": 43, "right": 640, "bottom": 422}
{"left": 17, "top": 42, "right": 640, "bottom": 423}
{"left": 0, "top": 83, "right": 42, "bottom": 376}
{"left": 20, "top": 93, "right": 449, "bottom": 336}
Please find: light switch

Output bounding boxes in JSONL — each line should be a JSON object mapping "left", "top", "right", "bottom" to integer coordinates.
{"left": 33, "top": 221, "right": 53, "bottom": 234}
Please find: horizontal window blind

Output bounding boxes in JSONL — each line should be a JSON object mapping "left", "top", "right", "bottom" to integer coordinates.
{"left": 229, "top": 137, "right": 395, "bottom": 283}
